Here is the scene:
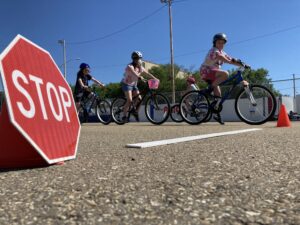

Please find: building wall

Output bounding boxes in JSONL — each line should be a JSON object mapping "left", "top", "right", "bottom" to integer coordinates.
{"left": 143, "top": 60, "right": 188, "bottom": 79}
{"left": 131, "top": 96, "right": 295, "bottom": 122}
{"left": 296, "top": 95, "right": 300, "bottom": 114}
{"left": 143, "top": 61, "right": 159, "bottom": 71}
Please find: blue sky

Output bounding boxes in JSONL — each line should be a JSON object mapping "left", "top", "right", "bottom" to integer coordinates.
{"left": 0, "top": 0, "right": 299, "bottom": 96}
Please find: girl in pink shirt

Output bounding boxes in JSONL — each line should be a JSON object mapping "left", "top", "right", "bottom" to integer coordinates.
{"left": 121, "top": 51, "right": 159, "bottom": 122}
{"left": 200, "top": 33, "right": 247, "bottom": 124}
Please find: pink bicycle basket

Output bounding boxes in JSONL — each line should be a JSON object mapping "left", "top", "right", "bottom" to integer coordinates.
{"left": 148, "top": 79, "right": 160, "bottom": 89}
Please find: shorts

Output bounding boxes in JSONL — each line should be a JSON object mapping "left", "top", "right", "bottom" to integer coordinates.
{"left": 74, "top": 90, "right": 91, "bottom": 103}
{"left": 121, "top": 82, "right": 139, "bottom": 92}
{"left": 200, "top": 66, "right": 219, "bottom": 83}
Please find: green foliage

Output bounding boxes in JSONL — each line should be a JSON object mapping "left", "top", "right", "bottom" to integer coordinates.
{"left": 69, "top": 84, "right": 75, "bottom": 93}
{"left": 148, "top": 64, "right": 207, "bottom": 93}
{"left": 93, "top": 82, "right": 123, "bottom": 99}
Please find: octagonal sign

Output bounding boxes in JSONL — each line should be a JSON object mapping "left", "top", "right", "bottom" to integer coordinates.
{"left": 0, "top": 35, "right": 80, "bottom": 165}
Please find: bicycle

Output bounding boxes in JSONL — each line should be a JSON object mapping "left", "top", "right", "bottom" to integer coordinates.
{"left": 111, "top": 79, "right": 170, "bottom": 125}
{"left": 179, "top": 62, "right": 277, "bottom": 125}
{"left": 170, "top": 104, "right": 184, "bottom": 123}
{"left": 171, "top": 104, "right": 212, "bottom": 123}
{"left": 77, "top": 87, "right": 112, "bottom": 125}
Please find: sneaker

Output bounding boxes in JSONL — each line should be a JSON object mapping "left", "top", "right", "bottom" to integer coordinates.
{"left": 213, "top": 114, "right": 225, "bottom": 125}
{"left": 132, "top": 111, "right": 140, "bottom": 122}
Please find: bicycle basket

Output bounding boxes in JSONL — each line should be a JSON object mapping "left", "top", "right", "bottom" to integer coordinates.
{"left": 148, "top": 79, "right": 160, "bottom": 90}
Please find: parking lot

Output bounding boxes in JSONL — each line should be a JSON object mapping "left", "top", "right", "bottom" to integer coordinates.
{"left": 0, "top": 122, "right": 300, "bottom": 225}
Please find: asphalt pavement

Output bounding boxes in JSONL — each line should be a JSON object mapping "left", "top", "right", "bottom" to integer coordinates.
{"left": 0, "top": 122, "right": 300, "bottom": 225}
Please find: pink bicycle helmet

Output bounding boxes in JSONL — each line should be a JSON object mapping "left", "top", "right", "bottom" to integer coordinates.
{"left": 186, "top": 76, "right": 196, "bottom": 84}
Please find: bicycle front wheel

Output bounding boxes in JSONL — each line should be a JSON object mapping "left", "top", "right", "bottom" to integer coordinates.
{"left": 235, "top": 84, "right": 277, "bottom": 125}
{"left": 170, "top": 104, "right": 183, "bottom": 123}
{"left": 96, "top": 99, "right": 111, "bottom": 125}
{"left": 111, "top": 97, "right": 126, "bottom": 125}
{"left": 179, "top": 91, "right": 210, "bottom": 125}
{"left": 145, "top": 93, "right": 170, "bottom": 125}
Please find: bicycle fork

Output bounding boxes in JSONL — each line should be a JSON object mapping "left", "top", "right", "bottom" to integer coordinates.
{"left": 244, "top": 86, "right": 257, "bottom": 106}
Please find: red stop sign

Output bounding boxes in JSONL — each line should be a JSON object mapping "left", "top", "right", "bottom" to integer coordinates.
{"left": 0, "top": 35, "right": 80, "bottom": 164}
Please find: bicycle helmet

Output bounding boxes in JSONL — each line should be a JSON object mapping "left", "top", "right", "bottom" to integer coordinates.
{"left": 186, "top": 76, "right": 196, "bottom": 84}
{"left": 131, "top": 51, "right": 143, "bottom": 60}
{"left": 79, "top": 63, "right": 90, "bottom": 70}
{"left": 213, "top": 33, "right": 227, "bottom": 46}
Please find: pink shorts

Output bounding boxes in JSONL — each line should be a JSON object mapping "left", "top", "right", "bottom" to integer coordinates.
{"left": 200, "top": 66, "right": 219, "bottom": 82}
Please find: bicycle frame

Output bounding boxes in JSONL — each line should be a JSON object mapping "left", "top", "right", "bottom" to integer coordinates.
{"left": 203, "top": 68, "right": 245, "bottom": 106}
{"left": 130, "top": 85, "right": 157, "bottom": 112}
{"left": 80, "top": 92, "right": 98, "bottom": 113}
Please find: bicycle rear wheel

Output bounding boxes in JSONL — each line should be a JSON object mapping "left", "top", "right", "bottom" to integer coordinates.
{"left": 111, "top": 97, "right": 126, "bottom": 125}
{"left": 179, "top": 91, "right": 210, "bottom": 125}
{"left": 170, "top": 104, "right": 183, "bottom": 123}
{"left": 145, "top": 93, "right": 170, "bottom": 125}
{"left": 96, "top": 99, "right": 111, "bottom": 125}
{"left": 235, "top": 84, "right": 277, "bottom": 125}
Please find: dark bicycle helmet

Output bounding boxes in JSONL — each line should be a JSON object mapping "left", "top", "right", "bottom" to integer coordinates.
{"left": 213, "top": 33, "right": 227, "bottom": 46}
{"left": 131, "top": 51, "right": 143, "bottom": 60}
{"left": 79, "top": 63, "right": 90, "bottom": 70}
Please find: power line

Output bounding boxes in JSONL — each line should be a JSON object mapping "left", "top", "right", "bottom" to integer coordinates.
{"left": 154, "top": 24, "right": 300, "bottom": 61}
{"left": 68, "top": 5, "right": 166, "bottom": 45}
{"left": 230, "top": 24, "right": 300, "bottom": 46}
{"left": 270, "top": 77, "right": 300, "bottom": 83}
{"left": 277, "top": 87, "right": 294, "bottom": 91}
{"left": 173, "top": 0, "right": 191, "bottom": 3}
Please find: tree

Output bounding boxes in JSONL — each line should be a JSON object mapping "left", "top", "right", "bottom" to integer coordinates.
{"left": 93, "top": 82, "right": 122, "bottom": 99}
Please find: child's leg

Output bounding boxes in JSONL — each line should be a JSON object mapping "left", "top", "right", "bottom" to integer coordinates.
{"left": 212, "top": 70, "right": 229, "bottom": 97}
{"left": 132, "top": 90, "right": 142, "bottom": 111}
{"left": 123, "top": 90, "right": 133, "bottom": 117}
{"left": 75, "top": 93, "right": 83, "bottom": 111}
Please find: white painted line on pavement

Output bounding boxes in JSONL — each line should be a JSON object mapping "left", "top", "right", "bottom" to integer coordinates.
{"left": 126, "top": 128, "right": 262, "bottom": 149}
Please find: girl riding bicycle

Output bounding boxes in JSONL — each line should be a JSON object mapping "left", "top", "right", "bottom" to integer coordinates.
{"left": 200, "top": 33, "right": 248, "bottom": 124}
{"left": 74, "top": 63, "right": 105, "bottom": 111}
{"left": 121, "top": 51, "right": 159, "bottom": 122}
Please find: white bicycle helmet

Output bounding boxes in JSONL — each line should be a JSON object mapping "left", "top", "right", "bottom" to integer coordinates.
{"left": 131, "top": 51, "right": 143, "bottom": 60}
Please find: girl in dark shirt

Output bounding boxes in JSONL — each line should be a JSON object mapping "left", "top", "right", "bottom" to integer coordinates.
{"left": 74, "top": 63, "right": 105, "bottom": 110}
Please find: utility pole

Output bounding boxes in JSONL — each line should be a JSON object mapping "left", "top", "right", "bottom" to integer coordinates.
{"left": 161, "top": 0, "right": 176, "bottom": 104}
{"left": 58, "top": 40, "right": 67, "bottom": 79}
{"left": 293, "top": 74, "right": 296, "bottom": 99}
{"left": 293, "top": 74, "right": 296, "bottom": 112}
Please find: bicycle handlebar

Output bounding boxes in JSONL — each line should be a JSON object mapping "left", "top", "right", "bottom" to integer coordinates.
{"left": 235, "top": 59, "right": 251, "bottom": 70}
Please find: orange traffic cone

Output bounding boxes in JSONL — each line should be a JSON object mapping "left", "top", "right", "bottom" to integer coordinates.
{"left": 277, "top": 104, "right": 291, "bottom": 127}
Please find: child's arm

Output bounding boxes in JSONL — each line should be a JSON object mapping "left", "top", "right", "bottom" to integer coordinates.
{"left": 78, "top": 78, "right": 88, "bottom": 90}
{"left": 91, "top": 77, "right": 105, "bottom": 87}
{"left": 216, "top": 53, "right": 243, "bottom": 67}
{"left": 142, "top": 70, "right": 159, "bottom": 80}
